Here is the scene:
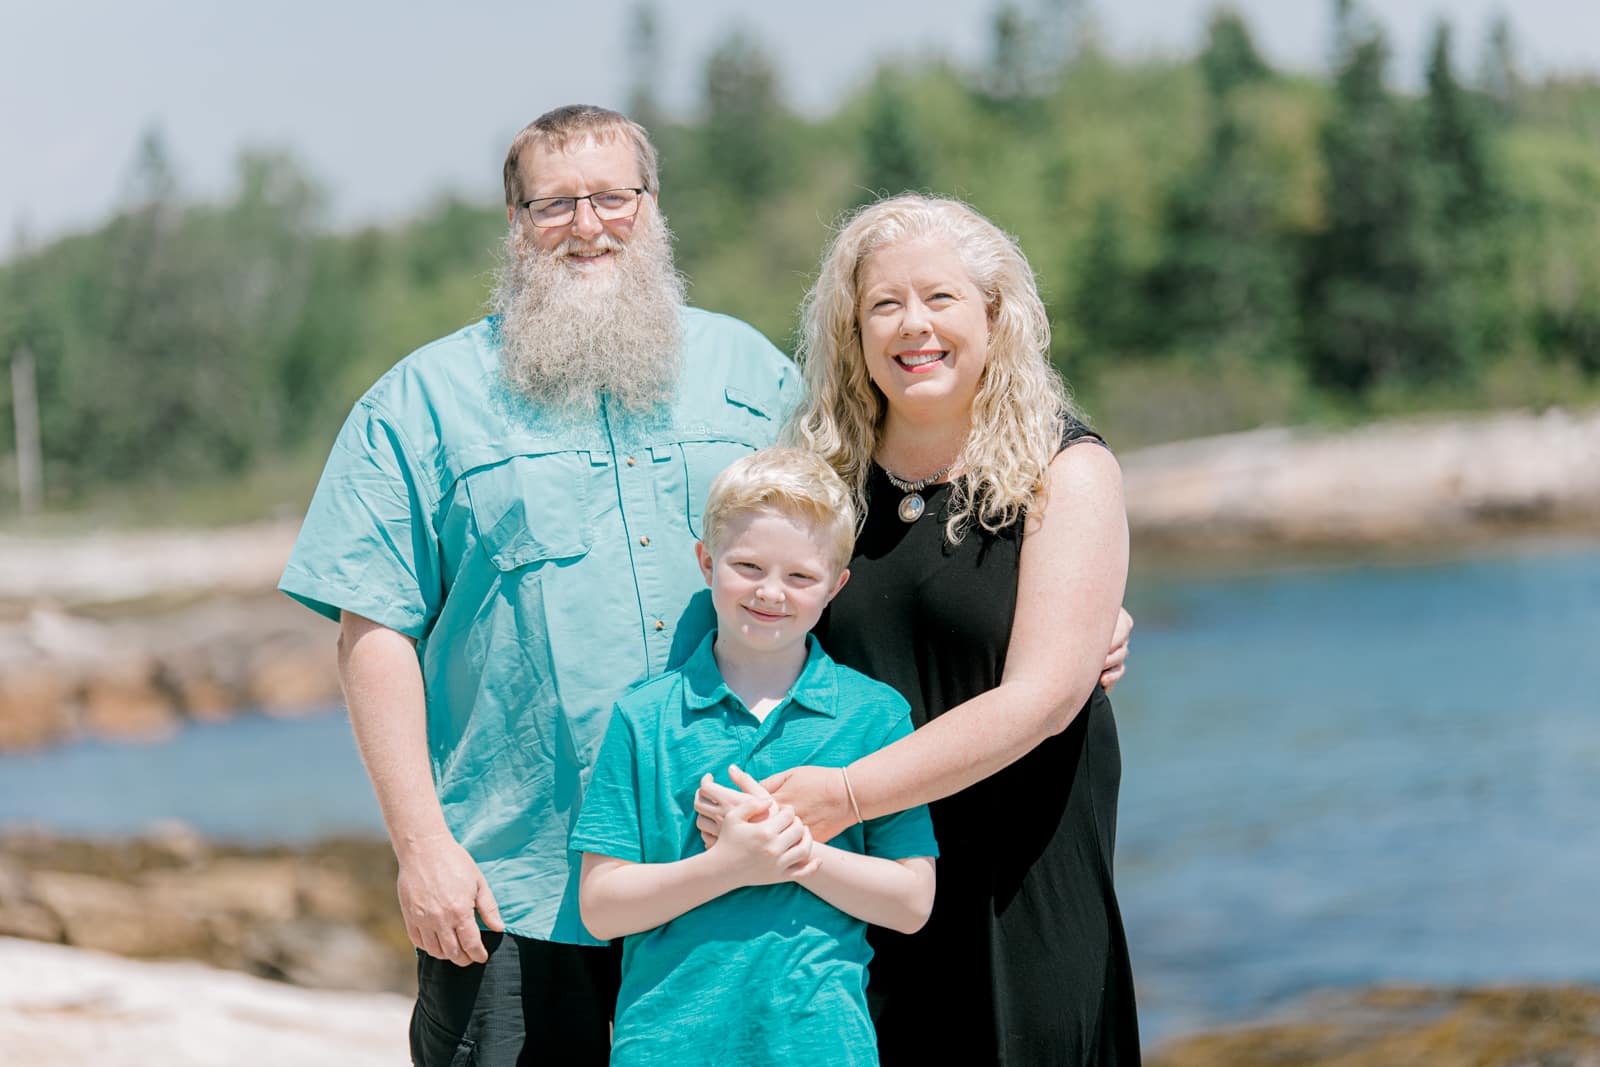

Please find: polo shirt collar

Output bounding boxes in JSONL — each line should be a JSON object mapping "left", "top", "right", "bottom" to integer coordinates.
{"left": 681, "top": 631, "right": 839, "bottom": 717}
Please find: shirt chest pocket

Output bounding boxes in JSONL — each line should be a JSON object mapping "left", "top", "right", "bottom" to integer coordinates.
{"left": 681, "top": 439, "right": 761, "bottom": 539}
{"left": 463, "top": 452, "right": 593, "bottom": 571}
{"left": 679, "top": 387, "right": 781, "bottom": 539}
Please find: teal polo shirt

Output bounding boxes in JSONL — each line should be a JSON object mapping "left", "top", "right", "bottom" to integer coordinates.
{"left": 571, "top": 632, "right": 938, "bottom": 1067}
{"left": 278, "top": 308, "right": 800, "bottom": 943}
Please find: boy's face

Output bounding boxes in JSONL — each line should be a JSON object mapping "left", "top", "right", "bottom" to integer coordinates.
{"left": 695, "top": 509, "right": 849, "bottom": 662}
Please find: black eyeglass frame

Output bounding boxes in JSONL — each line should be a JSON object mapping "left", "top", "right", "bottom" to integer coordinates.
{"left": 518, "top": 188, "right": 648, "bottom": 228}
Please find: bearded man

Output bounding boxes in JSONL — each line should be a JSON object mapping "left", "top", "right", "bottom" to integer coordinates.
{"left": 281, "top": 105, "right": 800, "bottom": 1065}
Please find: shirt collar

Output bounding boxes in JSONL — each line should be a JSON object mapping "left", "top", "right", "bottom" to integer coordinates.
{"left": 681, "top": 631, "right": 839, "bottom": 718}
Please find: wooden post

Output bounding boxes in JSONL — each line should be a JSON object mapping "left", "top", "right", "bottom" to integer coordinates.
{"left": 11, "top": 345, "right": 41, "bottom": 514}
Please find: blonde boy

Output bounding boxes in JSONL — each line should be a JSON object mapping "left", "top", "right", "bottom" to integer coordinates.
{"left": 571, "top": 447, "right": 937, "bottom": 1065}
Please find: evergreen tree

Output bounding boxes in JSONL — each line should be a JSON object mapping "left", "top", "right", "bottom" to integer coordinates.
{"left": 1421, "top": 20, "right": 1509, "bottom": 370}
{"left": 1067, "top": 197, "right": 1143, "bottom": 374}
{"left": 1147, "top": 110, "right": 1296, "bottom": 365}
{"left": 1478, "top": 15, "right": 1520, "bottom": 121}
{"left": 983, "top": 3, "right": 1034, "bottom": 101}
{"left": 625, "top": 3, "right": 667, "bottom": 133}
{"left": 1143, "top": 9, "right": 1289, "bottom": 366}
{"left": 1302, "top": 12, "right": 1465, "bottom": 394}
{"left": 857, "top": 72, "right": 932, "bottom": 201}
{"left": 975, "top": 1, "right": 1060, "bottom": 120}
{"left": 1200, "top": 8, "right": 1271, "bottom": 99}
{"left": 700, "top": 30, "right": 787, "bottom": 200}
{"left": 1423, "top": 22, "right": 1498, "bottom": 228}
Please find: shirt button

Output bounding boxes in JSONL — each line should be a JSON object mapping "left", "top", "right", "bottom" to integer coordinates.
{"left": 626, "top": 456, "right": 637, "bottom": 467}
{"left": 654, "top": 619, "right": 665, "bottom": 631}
{"left": 639, "top": 535, "right": 650, "bottom": 547}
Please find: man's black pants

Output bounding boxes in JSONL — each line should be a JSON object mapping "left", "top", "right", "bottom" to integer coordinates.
{"left": 410, "top": 931, "right": 624, "bottom": 1066}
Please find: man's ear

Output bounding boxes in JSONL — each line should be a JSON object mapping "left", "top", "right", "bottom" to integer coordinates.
{"left": 695, "top": 541, "right": 714, "bottom": 586}
{"left": 506, "top": 203, "right": 516, "bottom": 225}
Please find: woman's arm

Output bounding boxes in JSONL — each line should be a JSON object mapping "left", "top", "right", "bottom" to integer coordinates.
{"left": 710, "top": 768, "right": 934, "bottom": 933}
{"left": 765, "top": 445, "right": 1129, "bottom": 841}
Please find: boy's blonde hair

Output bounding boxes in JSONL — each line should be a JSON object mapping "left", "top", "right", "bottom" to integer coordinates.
{"left": 701, "top": 448, "right": 857, "bottom": 573}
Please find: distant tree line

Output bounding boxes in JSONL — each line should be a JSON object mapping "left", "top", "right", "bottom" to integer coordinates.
{"left": 2, "top": 0, "right": 1598, "bottom": 512}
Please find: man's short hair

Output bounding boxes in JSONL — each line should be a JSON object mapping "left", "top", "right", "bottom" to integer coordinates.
{"left": 701, "top": 448, "right": 857, "bottom": 575}
{"left": 503, "top": 105, "right": 660, "bottom": 208}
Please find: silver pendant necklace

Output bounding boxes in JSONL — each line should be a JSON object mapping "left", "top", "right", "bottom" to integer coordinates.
{"left": 882, "top": 461, "right": 956, "bottom": 523}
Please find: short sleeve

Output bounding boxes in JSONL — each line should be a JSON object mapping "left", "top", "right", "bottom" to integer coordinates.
{"left": 860, "top": 709, "right": 939, "bottom": 861}
{"left": 278, "top": 399, "right": 442, "bottom": 639}
{"left": 570, "top": 705, "right": 645, "bottom": 863}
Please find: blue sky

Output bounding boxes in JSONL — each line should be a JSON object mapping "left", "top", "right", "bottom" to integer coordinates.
{"left": 3, "top": 0, "right": 1596, "bottom": 247}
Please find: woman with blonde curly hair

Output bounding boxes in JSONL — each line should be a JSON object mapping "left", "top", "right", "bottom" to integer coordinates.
{"left": 700, "top": 193, "right": 1139, "bottom": 1064}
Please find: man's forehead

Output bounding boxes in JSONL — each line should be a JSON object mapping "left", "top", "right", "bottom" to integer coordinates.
{"left": 520, "top": 134, "right": 640, "bottom": 193}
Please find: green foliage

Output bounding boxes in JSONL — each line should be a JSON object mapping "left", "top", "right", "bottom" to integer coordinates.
{"left": 4, "top": 1, "right": 1600, "bottom": 519}
{"left": 1200, "top": 8, "right": 1271, "bottom": 98}
{"left": 856, "top": 71, "right": 933, "bottom": 202}
{"left": 1301, "top": 21, "right": 1465, "bottom": 393}
{"left": 698, "top": 29, "right": 790, "bottom": 206}
{"left": 1145, "top": 108, "right": 1298, "bottom": 367}
{"left": 1068, "top": 198, "right": 1144, "bottom": 373}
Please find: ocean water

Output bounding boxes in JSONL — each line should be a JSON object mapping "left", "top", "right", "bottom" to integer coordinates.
{"left": 1113, "top": 542, "right": 1600, "bottom": 1041}
{"left": 5, "top": 543, "right": 1598, "bottom": 1044}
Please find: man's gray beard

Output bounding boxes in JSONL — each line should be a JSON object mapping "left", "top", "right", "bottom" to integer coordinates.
{"left": 490, "top": 211, "right": 687, "bottom": 416}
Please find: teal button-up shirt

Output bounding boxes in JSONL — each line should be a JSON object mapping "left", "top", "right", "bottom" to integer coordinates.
{"left": 279, "top": 308, "right": 801, "bottom": 943}
{"left": 571, "top": 632, "right": 938, "bottom": 1067}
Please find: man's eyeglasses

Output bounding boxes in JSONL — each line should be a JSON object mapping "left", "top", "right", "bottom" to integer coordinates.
{"left": 519, "top": 188, "right": 646, "bottom": 229}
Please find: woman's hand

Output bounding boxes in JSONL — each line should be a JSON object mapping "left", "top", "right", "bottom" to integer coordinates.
{"left": 763, "top": 765, "right": 856, "bottom": 845}
{"left": 696, "top": 764, "right": 857, "bottom": 847}
{"left": 1100, "top": 607, "right": 1133, "bottom": 694}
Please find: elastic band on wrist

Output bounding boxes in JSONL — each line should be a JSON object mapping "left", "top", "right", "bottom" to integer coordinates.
{"left": 840, "top": 766, "right": 864, "bottom": 826}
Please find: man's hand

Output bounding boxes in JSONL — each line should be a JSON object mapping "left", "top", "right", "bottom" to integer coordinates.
{"left": 396, "top": 831, "right": 505, "bottom": 966}
{"left": 1101, "top": 606, "right": 1133, "bottom": 694}
{"left": 705, "top": 765, "right": 819, "bottom": 884}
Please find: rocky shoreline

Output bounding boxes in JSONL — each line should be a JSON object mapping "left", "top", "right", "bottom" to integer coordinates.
{"left": 2, "top": 830, "right": 1597, "bottom": 1066}
{"left": 1118, "top": 406, "right": 1600, "bottom": 553}
{"left": 0, "top": 594, "right": 339, "bottom": 752}
{"left": 0, "top": 829, "right": 410, "bottom": 994}
{"left": 1146, "top": 985, "right": 1600, "bottom": 1066}
{"left": 2, "top": 407, "right": 1598, "bottom": 753}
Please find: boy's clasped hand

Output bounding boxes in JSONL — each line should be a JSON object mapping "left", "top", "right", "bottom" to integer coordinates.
{"left": 700, "top": 765, "right": 822, "bottom": 884}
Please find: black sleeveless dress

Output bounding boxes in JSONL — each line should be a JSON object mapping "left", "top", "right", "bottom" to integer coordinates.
{"left": 814, "top": 427, "right": 1140, "bottom": 1066}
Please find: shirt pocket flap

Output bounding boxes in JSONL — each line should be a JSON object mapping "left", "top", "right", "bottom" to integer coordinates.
{"left": 723, "top": 386, "right": 775, "bottom": 420}
{"left": 463, "top": 453, "right": 593, "bottom": 571}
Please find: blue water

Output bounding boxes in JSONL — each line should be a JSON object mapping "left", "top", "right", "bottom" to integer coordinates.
{"left": 1114, "top": 543, "right": 1600, "bottom": 1041}
{"left": 5, "top": 544, "right": 1598, "bottom": 1044}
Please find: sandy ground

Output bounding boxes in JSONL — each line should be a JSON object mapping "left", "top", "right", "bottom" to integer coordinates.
{"left": 0, "top": 937, "right": 409, "bottom": 1067}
